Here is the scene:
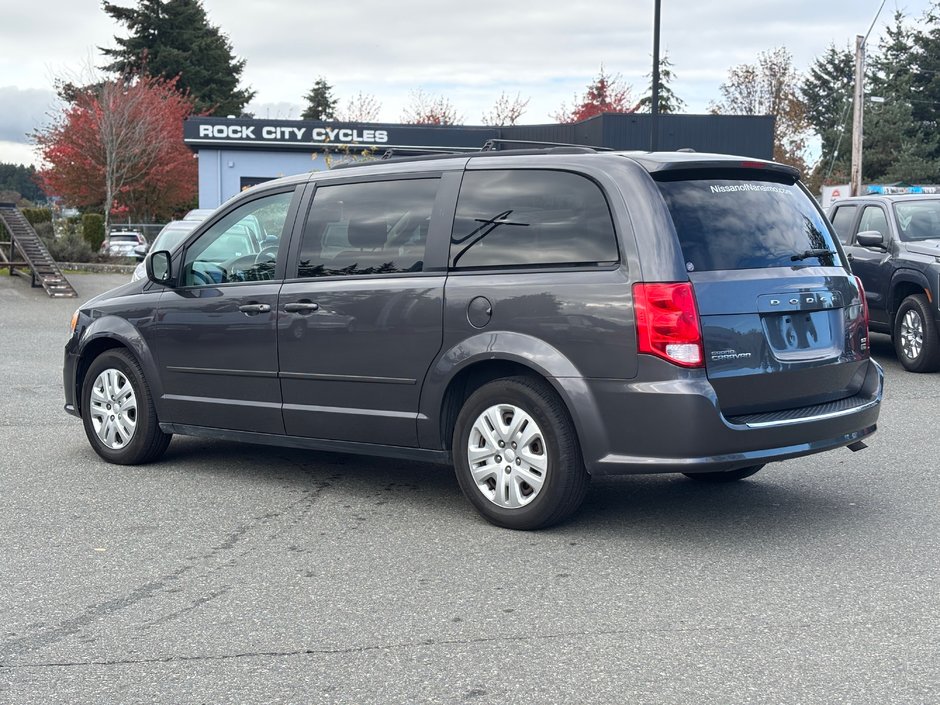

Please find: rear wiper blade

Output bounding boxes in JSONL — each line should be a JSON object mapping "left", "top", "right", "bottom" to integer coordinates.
{"left": 791, "top": 249, "right": 837, "bottom": 262}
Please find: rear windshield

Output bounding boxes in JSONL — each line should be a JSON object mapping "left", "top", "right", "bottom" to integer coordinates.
{"left": 110, "top": 234, "right": 139, "bottom": 243}
{"left": 655, "top": 172, "right": 839, "bottom": 271}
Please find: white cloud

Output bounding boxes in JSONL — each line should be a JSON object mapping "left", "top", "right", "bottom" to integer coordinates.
{"left": 0, "top": 0, "right": 934, "bottom": 153}
{"left": 0, "top": 140, "right": 41, "bottom": 167}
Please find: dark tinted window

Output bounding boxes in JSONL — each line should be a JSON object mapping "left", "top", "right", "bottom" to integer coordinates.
{"left": 858, "top": 206, "right": 889, "bottom": 240}
{"left": 830, "top": 205, "right": 857, "bottom": 244}
{"left": 449, "top": 170, "right": 619, "bottom": 270}
{"left": 893, "top": 200, "right": 940, "bottom": 240}
{"left": 296, "top": 178, "right": 439, "bottom": 278}
{"left": 656, "top": 174, "right": 839, "bottom": 271}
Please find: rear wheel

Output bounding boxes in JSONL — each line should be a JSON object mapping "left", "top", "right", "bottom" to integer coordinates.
{"left": 683, "top": 465, "right": 764, "bottom": 483}
{"left": 453, "top": 376, "right": 589, "bottom": 530}
{"left": 893, "top": 294, "right": 940, "bottom": 372}
{"left": 81, "top": 349, "right": 171, "bottom": 464}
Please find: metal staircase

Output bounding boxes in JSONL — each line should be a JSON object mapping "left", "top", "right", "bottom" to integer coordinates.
{"left": 0, "top": 203, "right": 77, "bottom": 298}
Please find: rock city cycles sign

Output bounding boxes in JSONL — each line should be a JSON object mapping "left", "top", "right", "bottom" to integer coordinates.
{"left": 185, "top": 119, "right": 389, "bottom": 147}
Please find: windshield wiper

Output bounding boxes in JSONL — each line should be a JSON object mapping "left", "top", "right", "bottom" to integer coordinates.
{"left": 791, "top": 249, "right": 837, "bottom": 262}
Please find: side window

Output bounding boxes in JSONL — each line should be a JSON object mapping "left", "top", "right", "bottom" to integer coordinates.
{"left": 295, "top": 178, "right": 440, "bottom": 278}
{"left": 857, "top": 206, "right": 889, "bottom": 241}
{"left": 182, "top": 190, "right": 294, "bottom": 286}
{"left": 829, "top": 205, "right": 857, "bottom": 244}
{"left": 449, "top": 169, "right": 619, "bottom": 270}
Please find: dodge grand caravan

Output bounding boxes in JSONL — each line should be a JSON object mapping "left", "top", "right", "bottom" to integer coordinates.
{"left": 64, "top": 148, "right": 884, "bottom": 529}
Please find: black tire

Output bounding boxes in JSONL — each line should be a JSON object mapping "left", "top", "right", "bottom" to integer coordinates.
{"left": 81, "top": 349, "right": 171, "bottom": 465}
{"left": 453, "top": 376, "right": 589, "bottom": 530}
{"left": 893, "top": 294, "right": 940, "bottom": 372}
{"left": 683, "top": 465, "right": 764, "bottom": 483}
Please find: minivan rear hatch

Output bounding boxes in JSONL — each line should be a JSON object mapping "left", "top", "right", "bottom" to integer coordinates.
{"left": 654, "top": 168, "right": 869, "bottom": 417}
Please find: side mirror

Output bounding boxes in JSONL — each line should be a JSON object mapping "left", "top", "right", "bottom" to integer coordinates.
{"left": 146, "top": 250, "right": 173, "bottom": 285}
{"left": 133, "top": 244, "right": 149, "bottom": 261}
{"left": 855, "top": 230, "right": 886, "bottom": 248}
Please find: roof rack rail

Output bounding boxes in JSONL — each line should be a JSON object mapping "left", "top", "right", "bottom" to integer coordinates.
{"left": 379, "top": 147, "right": 463, "bottom": 160}
{"left": 480, "top": 138, "right": 612, "bottom": 152}
{"left": 331, "top": 147, "right": 466, "bottom": 170}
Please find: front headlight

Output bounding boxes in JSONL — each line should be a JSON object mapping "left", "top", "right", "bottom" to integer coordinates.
{"left": 69, "top": 309, "right": 80, "bottom": 336}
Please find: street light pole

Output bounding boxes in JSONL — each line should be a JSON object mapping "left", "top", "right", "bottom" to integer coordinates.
{"left": 650, "top": 0, "right": 661, "bottom": 152}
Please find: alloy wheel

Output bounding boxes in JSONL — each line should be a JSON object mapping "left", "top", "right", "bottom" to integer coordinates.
{"left": 900, "top": 309, "right": 924, "bottom": 361}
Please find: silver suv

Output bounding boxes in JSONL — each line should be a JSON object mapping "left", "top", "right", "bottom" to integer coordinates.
{"left": 65, "top": 148, "right": 883, "bottom": 529}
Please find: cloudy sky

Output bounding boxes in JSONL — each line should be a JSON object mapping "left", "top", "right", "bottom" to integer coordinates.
{"left": 0, "top": 0, "right": 932, "bottom": 166}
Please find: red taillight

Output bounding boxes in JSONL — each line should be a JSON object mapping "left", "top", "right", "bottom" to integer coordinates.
{"left": 854, "top": 275, "right": 869, "bottom": 326}
{"left": 634, "top": 282, "right": 704, "bottom": 368}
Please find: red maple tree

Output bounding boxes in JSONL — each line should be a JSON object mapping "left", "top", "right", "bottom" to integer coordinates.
{"left": 35, "top": 75, "right": 197, "bottom": 229}
{"left": 555, "top": 66, "right": 638, "bottom": 123}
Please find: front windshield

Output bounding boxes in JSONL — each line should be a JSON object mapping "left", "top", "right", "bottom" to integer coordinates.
{"left": 893, "top": 200, "right": 940, "bottom": 241}
{"left": 152, "top": 226, "right": 194, "bottom": 252}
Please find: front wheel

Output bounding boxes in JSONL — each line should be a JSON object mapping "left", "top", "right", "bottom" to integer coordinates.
{"left": 893, "top": 294, "right": 940, "bottom": 372}
{"left": 81, "top": 349, "right": 171, "bottom": 464}
{"left": 683, "top": 465, "right": 764, "bottom": 483}
{"left": 453, "top": 376, "right": 589, "bottom": 530}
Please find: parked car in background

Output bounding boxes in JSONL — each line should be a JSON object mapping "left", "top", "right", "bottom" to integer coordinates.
{"left": 65, "top": 148, "right": 883, "bottom": 530}
{"left": 100, "top": 230, "right": 146, "bottom": 257}
{"left": 131, "top": 220, "right": 203, "bottom": 281}
{"left": 182, "top": 208, "right": 216, "bottom": 222}
{"left": 829, "top": 195, "right": 940, "bottom": 372}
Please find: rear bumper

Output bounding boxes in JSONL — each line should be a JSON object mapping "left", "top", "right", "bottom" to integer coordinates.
{"left": 575, "top": 358, "right": 884, "bottom": 476}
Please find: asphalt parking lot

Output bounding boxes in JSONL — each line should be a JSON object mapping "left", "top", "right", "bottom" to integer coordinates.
{"left": 1, "top": 271, "right": 937, "bottom": 704}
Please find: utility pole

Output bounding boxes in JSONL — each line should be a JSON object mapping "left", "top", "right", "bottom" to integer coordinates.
{"left": 851, "top": 34, "right": 865, "bottom": 196}
{"left": 650, "top": 0, "right": 661, "bottom": 151}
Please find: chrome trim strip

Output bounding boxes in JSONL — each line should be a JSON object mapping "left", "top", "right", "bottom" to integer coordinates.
{"left": 282, "top": 402, "right": 418, "bottom": 419}
{"left": 741, "top": 398, "right": 880, "bottom": 429}
{"left": 167, "top": 366, "right": 277, "bottom": 378}
{"left": 279, "top": 371, "right": 416, "bottom": 385}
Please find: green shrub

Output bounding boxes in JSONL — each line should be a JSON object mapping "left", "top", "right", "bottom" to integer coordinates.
{"left": 33, "top": 221, "right": 55, "bottom": 247}
{"left": 82, "top": 213, "right": 105, "bottom": 251}
{"left": 22, "top": 207, "right": 52, "bottom": 225}
{"left": 48, "top": 228, "right": 95, "bottom": 263}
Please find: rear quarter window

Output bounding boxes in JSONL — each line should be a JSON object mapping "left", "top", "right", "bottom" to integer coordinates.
{"left": 449, "top": 169, "right": 619, "bottom": 270}
{"left": 656, "top": 172, "right": 839, "bottom": 271}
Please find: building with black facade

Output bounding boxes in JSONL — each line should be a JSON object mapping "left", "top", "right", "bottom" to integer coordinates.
{"left": 184, "top": 113, "right": 774, "bottom": 208}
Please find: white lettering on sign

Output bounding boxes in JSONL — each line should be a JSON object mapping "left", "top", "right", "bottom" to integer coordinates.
{"left": 198, "top": 123, "right": 389, "bottom": 144}
{"left": 261, "top": 126, "right": 309, "bottom": 140}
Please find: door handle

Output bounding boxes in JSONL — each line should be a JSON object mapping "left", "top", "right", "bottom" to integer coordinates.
{"left": 238, "top": 303, "right": 271, "bottom": 314}
{"left": 283, "top": 301, "right": 320, "bottom": 313}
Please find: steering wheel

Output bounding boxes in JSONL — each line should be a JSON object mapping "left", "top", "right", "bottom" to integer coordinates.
{"left": 190, "top": 268, "right": 214, "bottom": 286}
{"left": 254, "top": 245, "right": 278, "bottom": 265}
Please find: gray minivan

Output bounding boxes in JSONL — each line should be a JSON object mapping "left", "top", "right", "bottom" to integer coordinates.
{"left": 64, "top": 148, "right": 883, "bottom": 529}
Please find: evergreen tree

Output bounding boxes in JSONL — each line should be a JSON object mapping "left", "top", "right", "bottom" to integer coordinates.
{"left": 100, "top": 0, "right": 255, "bottom": 116}
{"left": 801, "top": 42, "right": 854, "bottom": 182}
{"left": 866, "top": 11, "right": 938, "bottom": 183}
{"left": 635, "top": 52, "right": 685, "bottom": 114}
{"left": 0, "top": 163, "right": 45, "bottom": 202}
{"left": 905, "top": 4, "right": 940, "bottom": 179}
{"left": 301, "top": 78, "right": 337, "bottom": 121}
